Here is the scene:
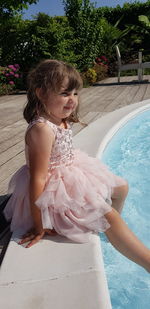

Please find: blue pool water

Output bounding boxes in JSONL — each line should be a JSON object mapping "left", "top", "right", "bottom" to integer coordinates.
{"left": 100, "top": 109, "right": 150, "bottom": 309}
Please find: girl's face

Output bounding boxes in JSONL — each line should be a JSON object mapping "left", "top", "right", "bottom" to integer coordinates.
{"left": 43, "top": 79, "right": 79, "bottom": 124}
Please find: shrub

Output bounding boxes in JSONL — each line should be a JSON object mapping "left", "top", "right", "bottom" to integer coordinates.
{"left": 63, "top": 0, "right": 104, "bottom": 70}
{"left": 81, "top": 60, "right": 109, "bottom": 86}
{"left": 0, "top": 64, "right": 22, "bottom": 95}
{"left": 95, "top": 55, "right": 109, "bottom": 67}
{"left": 82, "top": 68, "right": 97, "bottom": 86}
{"left": 93, "top": 62, "right": 108, "bottom": 81}
{"left": 0, "top": 84, "right": 15, "bottom": 95}
{"left": 80, "top": 72, "right": 89, "bottom": 87}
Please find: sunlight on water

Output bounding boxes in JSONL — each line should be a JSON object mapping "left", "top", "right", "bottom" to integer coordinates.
{"left": 100, "top": 109, "right": 150, "bottom": 309}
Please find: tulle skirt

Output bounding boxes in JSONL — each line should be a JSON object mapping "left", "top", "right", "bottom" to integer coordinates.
{"left": 4, "top": 150, "right": 126, "bottom": 242}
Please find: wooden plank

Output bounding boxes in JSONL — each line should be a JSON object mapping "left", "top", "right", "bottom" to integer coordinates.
{"left": 102, "top": 85, "right": 138, "bottom": 112}
{"left": 0, "top": 153, "right": 25, "bottom": 194}
{"left": 132, "top": 84, "right": 147, "bottom": 103}
{"left": 0, "top": 140, "right": 24, "bottom": 166}
{"left": 0, "top": 97, "right": 26, "bottom": 128}
{"left": 0, "top": 95, "right": 22, "bottom": 105}
{"left": 0, "top": 114, "right": 24, "bottom": 129}
{"left": 0, "top": 131, "right": 25, "bottom": 153}
{"left": 79, "top": 87, "right": 109, "bottom": 115}
{"left": 0, "top": 178, "right": 12, "bottom": 195}
{"left": 0, "top": 94, "right": 26, "bottom": 105}
{"left": 143, "top": 82, "right": 150, "bottom": 100}
{"left": 0, "top": 98, "right": 26, "bottom": 116}
{"left": 0, "top": 119, "right": 27, "bottom": 143}
{"left": 81, "top": 85, "right": 126, "bottom": 113}
{"left": 0, "top": 151, "right": 25, "bottom": 183}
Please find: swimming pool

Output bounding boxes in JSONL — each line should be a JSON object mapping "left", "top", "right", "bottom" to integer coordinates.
{"left": 99, "top": 107, "right": 150, "bottom": 309}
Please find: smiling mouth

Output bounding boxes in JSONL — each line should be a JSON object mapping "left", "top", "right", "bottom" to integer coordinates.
{"left": 64, "top": 105, "right": 74, "bottom": 110}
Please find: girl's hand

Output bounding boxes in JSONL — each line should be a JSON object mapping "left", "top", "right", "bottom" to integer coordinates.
{"left": 18, "top": 228, "right": 57, "bottom": 248}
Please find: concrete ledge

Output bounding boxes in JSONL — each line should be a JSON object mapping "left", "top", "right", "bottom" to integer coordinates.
{"left": 0, "top": 233, "right": 111, "bottom": 309}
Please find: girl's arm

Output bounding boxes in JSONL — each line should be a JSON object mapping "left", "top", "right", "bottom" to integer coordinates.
{"left": 20, "top": 122, "right": 55, "bottom": 248}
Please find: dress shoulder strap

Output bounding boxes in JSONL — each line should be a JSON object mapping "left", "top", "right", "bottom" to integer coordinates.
{"left": 26, "top": 117, "right": 57, "bottom": 135}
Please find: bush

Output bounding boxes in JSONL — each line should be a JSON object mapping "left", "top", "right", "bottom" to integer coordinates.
{"left": 93, "top": 63, "right": 108, "bottom": 81}
{"left": 0, "top": 84, "right": 14, "bottom": 95}
{"left": 94, "top": 56, "right": 109, "bottom": 80}
{"left": 63, "top": 0, "right": 104, "bottom": 70}
{"left": 81, "top": 60, "right": 109, "bottom": 87}
{"left": 81, "top": 68, "right": 97, "bottom": 86}
{"left": 0, "top": 64, "right": 22, "bottom": 95}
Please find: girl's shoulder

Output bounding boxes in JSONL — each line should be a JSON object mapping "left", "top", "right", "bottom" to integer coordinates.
{"left": 25, "top": 117, "right": 56, "bottom": 145}
{"left": 27, "top": 117, "right": 72, "bottom": 131}
{"left": 27, "top": 117, "right": 57, "bottom": 132}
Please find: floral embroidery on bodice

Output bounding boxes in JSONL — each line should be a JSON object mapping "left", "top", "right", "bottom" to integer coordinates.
{"left": 25, "top": 117, "right": 75, "bottom": 170}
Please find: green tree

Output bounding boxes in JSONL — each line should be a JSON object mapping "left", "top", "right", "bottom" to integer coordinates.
{"left": 0, "top": 12, "right": 76, "bottom": 87}
{"left": 63, "top": 0, "right": 104, "bottom": 70}
{"left": 118, "top": 14, "right": 150, "bottom": 60}
{"left": 62, "top": 0, "right": 83, "bottom": 29}
{"left": 0, "top": 1, "right": 39, "bottom": 45}
{"left": 0, "top": 0, "right": 38, "bottom": 13}
{"left": 0, "top": 0, "right": 38, "bottom": 24}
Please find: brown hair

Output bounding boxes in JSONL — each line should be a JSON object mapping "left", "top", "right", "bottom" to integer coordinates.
{"left": 23, "top": 59, "right": 83, "bottom": 123}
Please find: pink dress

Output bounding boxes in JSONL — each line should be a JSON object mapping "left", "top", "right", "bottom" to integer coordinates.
{"left": 4, "top": 117, "right": 126, "bottom": 242}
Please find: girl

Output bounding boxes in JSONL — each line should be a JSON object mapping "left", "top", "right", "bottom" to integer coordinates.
{"left": 4, "top": 60, "right": 150, "bottom": 272}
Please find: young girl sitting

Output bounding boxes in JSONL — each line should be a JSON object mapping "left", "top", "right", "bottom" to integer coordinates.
{"left": 4, "top": 59, "right": 150, "bottom": 272}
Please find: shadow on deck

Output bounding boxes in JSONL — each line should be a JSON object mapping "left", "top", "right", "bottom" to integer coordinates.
{"left": 0, "top": 195, "right": 11, "bottom": 266}
{"left": 94, "top": 79, "right": 150, "bottom": 87}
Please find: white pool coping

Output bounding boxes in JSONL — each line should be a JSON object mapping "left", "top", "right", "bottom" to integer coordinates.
{"left": 0, "top": 99, "right": 150, "bottom": 309}
{"left": 0, "top": 233, "right": 111, "bottom": 309}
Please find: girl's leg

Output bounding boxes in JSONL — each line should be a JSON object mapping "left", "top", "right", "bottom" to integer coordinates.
{"left": 104, "top": 208, "right": 150, "bottom": 272}
{"left": 111, "top": 182, "right": 129, "bottom": 213}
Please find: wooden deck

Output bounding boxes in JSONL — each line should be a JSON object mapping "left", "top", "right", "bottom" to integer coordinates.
{"left": 0, "top": 75, "right": 150, "bottom": 195}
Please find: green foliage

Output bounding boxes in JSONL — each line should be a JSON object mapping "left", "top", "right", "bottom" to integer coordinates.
{"left": 62, "top": 0, "right": 131, "bottom": 70}
{"left": 0, "top": 64, "right": 22, "bottom": 90}
{"left": 0, "top": 0, "right": 38, "bottom": 13}
{"left": 139, "top": 15, "right": 150, "bottom": 27}
{"left": 93, "top": 63, "right": 108, "bottom": 81}
{"left": 84, "top": 68, "right": 97, "bottom": 83}
{"left": 81, "top": 62, "right": 109, "bottom": 86}
{"left": 96, "top": 1, "right": 150, "bottom": 58}
{"left": 1, "top": 0, "right": 150, "bottom": 92}
{"left": 117, "top": 12, "right": 150, "bottom": 61}
{"left": 95, "top": 17, "right": 123, "bottom": 56}
{"left": 0, "top": 13, "right": 77, "bottom": 87}
{"left": 97, "top": 1, "right": 150, "bottom": 29}
{"left": 0, "top": 84, "right": 15, "bottom": 96}
{"left": 0, "top": 64, "right": 22, "bottom": 95}
{"left": 63, "top": 0, "right": 104, "bottom": 70}
{"left": 62, "top": 0, "right": 83, "bottom": 29}
{"left": 0, "top": 0, "right": 38, "bottom": 23}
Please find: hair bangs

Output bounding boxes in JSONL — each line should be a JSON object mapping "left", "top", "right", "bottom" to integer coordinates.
{"left": 64, "top": 65, "right": 83, "bottom": 92}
